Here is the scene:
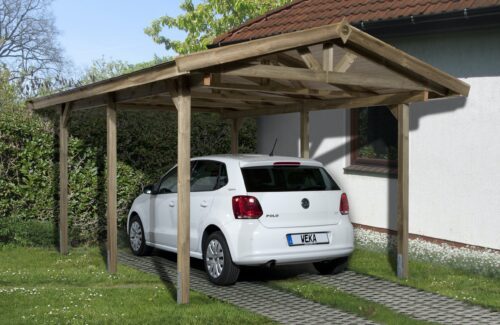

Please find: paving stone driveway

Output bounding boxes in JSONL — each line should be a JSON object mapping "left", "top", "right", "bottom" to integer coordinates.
{"left": 119, "top": 251, "right": 373, "bottom": 324}
{"left": 301, "top": 272, "right": 500, "bottom": 325}
{"left": 119, "top": 251, "right": 500, "bottom": 325}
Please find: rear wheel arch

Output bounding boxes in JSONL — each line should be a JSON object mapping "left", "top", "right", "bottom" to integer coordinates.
{"left": 202, "top": 225, "right": 222, "bottom": 250}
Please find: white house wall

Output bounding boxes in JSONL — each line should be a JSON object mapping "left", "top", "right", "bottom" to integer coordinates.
{"left": 256, "top": 27, "right": 500, "bottom": 250}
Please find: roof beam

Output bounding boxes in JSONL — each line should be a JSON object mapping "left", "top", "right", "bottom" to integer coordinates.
{"left": 200, "top": 78, "right": 361, "bottom": 98}
{"left": 334, "top": 52, "right": 357, "bottom": 73}
{"left": 344, "top": 26, "right": 470, "bottom": 96}
{"left": 297, "top": 47, "right": 322, "bottom": 71}
{"left": 223, "top": 64, "right": 428, "bottom": 91}
{"left": 175, "top": 21, "right": 349, "bottom": 72}
{"left": 27, "top": 63, "right": 183, "bottom": 110}
{"left": 276, "top": 53, "right": 308, "bottom": 68}
{"left": 223, "top": 91, "right": 427, "bottom": 118}
{"left": 191, "top": 91, "right": 297, "bottom": 103}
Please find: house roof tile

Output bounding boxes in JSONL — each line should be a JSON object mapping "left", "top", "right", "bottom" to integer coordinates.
{"left": 213, "top": 0, "right": 500, "bottom": 45}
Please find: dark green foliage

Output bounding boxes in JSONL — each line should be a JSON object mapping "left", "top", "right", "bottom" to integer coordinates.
{"left": 0, "top": 104, "right": 256, "bottom": 246}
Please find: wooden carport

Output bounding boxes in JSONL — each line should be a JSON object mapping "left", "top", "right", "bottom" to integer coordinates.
{"left": 27, "top": 20, "right": 469, "bottom": 304}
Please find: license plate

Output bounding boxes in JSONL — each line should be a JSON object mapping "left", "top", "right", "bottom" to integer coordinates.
{"left": 286, "top": 232, "right": 329, "bottom": 246}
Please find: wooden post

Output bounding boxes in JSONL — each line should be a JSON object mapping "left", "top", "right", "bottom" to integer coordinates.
{"left": 231, "top": 118, "right": 242, "bottom": 155}
{"left": 323, "top": 42, "right": 334, "bottom": 72}
{"left": 397, "top": 103, "right": 409, "bottom": 279}
{"left": 106, "top": 96, "right": 118, "bottom": 274}
{"left": 169, "top": 76, "right": 191, "bottom": 304}
{"left": 59, "top": 103, "right": 70, "bottom": 255}
{"left": 300, "top": 107, "right": 310, "bottom": 159}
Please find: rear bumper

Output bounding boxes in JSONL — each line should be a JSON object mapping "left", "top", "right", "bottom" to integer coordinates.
{"left": 222, "top": 216, "right": 354, "bottom": 266}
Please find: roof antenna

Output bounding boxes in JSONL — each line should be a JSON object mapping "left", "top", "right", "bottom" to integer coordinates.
{"left": 269, "top": 138, "right": 278, "bottom": 156}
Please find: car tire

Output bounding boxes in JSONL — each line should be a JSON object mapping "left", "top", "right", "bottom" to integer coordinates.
{"left": 203, "top": 231, "right": 240, "bottom": 285}
{"left": 313, "top": 256, "right": 349, "bottom": 275}
{"left": 129, "top": 215, "right": 152, "bottom": 256}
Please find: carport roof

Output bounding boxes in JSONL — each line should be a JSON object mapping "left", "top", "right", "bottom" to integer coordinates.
{"left": 27, "top": 20, "right": 469, "bottom": 117}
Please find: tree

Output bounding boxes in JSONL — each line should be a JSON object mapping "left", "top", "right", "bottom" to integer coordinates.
{"left": 79, "top": 55, "right": 170, "bottom": 85}
{"left": 145, "top": 0, "right": 292, "bottom": 55}
{"left": 0, "top": 0, "right": 63, "bottom": 93}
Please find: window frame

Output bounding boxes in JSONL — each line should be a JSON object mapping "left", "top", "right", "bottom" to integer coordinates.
{"left": 155, "top": 160, "right": 228, "bottom": 194}
{"left": 190, "top": 160, "right": 229, "bottom": 192}
{"left": 349, "top": 108, "right": 398, "bottom": 169}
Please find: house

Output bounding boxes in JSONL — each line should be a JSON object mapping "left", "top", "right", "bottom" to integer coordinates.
{"left": 211, "top": 0, "right": 500, "bottom": 250}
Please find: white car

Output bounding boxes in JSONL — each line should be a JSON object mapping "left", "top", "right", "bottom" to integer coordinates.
{"left": 127, "top": 155, "right": 354, "bottom": 285}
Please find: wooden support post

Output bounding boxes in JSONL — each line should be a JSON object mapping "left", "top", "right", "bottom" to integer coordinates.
{"left": 397, "top": 103, "right": 409, "bottom": 279}
{"left": 59, "top": 103, "right": 70, "bottom": 255}
{"left": 169, "top": 76, "right": 192, "bottom": 304}
{"left": 106, "top": 96, "right": 118, "bottom": 274}
{"left": 231, "top": 118, "right": 242, "bottom": 155}
{"left": 300, "top": 107, "right": 310, "bottom": 159}
{"left": 323, "top": 43, "right": 334, "bottom": 72}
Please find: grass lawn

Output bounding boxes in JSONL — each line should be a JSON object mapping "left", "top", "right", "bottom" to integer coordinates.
{"left": 349, "top": 248, "right": 500, "bottom": 311}
{"left": 0, "top": 245, "right": 272, "bottom": 324}
{"left": 270, "top": 279, "right": 434, "bottom": 325}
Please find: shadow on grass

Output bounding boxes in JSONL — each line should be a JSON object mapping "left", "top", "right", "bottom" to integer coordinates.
{"left": 151, "top": 250, "right": 178, "bottom": 301}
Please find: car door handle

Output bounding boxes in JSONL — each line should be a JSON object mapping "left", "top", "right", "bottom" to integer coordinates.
{"left": 169, "top": 201, "right": 175, "bottom": 207}
{"left": 200, "top": 200, "right": 208, "bottom": 208}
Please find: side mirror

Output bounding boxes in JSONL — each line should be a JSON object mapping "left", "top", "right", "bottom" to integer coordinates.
{"left": 143, "top": 184, "right": 155, "bottom": 194}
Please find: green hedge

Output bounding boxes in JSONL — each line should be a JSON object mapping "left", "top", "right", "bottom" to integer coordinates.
{"left": 0, "top": 106, "right": 256, "bottom": 246}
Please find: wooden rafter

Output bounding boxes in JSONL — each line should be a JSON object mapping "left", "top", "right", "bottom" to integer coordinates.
{"left": 200, "top": 78, "right": 352, "bottom": 98}
{"left": 191, "top": 91, "right": 297, "bottom": 103}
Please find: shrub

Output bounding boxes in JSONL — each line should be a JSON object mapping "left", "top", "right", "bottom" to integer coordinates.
{"left": 0, "top": 104, "right": 256, "bottom": 246}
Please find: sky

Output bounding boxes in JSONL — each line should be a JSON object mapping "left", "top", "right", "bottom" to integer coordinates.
{"left": 51, "top": 0, "right": 188, "bottom": 71}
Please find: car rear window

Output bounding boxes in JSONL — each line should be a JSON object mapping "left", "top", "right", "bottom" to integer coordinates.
{"left": 241, "top": 166, "right": 340, "bottom": 192}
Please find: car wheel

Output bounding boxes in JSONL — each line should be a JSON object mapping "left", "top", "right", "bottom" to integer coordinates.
{"left": 203, "top": 231, "right": 240, "bottom": 285}
{"left": 129, "top": 215, "right": 152, "bottom": 256}
{"left": 313, "top": 256, "right": 349, "bottom": 275}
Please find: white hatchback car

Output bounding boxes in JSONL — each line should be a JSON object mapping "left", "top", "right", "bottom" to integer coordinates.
{"left": 127, "top": 155, "right": 354, "bottom": 285}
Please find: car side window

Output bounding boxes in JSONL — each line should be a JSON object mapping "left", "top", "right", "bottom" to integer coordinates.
{"left": 191, "top": 161, "right": 228, "bottom": 192}
{"left": 158, "top": 167, "right": 177, "bottom": 194}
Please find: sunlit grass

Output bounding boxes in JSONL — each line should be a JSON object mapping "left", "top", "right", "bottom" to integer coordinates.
{"left": 349, "top": 248, "right": 500, "bottom": 311}
{"left": 0, "top": 245, "right": 272, "bottom": 324}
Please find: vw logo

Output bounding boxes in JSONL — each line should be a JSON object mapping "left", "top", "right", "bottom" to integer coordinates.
{"left": 301, "top": 198, "right": 310, "bottom": 209}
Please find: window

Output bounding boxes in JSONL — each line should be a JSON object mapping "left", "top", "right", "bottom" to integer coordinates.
{"left": 157, "top": 161, "right": 228, "bottom": 194}
{"left": 241, "top": 166, "right": 340, "bottom": 192}
{"left": 191, "top": 160, "right": 228, "bottom": 192}
{"left": 158, "top": 167, "right": 178, "bottom": 194}
{"left": 350, "top": 106, "right": 398, "bottom": 169}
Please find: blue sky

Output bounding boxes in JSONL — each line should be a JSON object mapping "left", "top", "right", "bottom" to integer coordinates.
{"left": 52, "top": 0, "right": 188, "bottom": 70}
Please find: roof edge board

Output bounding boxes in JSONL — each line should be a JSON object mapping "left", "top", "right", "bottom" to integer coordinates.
{"left": 175, "top": 21, "right": 349, "bottom": 72}
{"left": 27, "top": 62, "right": 182, "bottom": 110}
{"left": 344, "top": 26, "right": 470, "bottom": 97}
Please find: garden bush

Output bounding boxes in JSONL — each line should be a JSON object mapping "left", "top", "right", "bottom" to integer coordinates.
{"left": 0, "top": 102, "right": 256, "bottom": 246}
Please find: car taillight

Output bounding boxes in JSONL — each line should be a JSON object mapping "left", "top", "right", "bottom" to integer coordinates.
{"left": 340, "top": 193, "right": 349, "bottom": 215}
{"left": 232, "top": 196, "right": 263, "bottom": 219}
